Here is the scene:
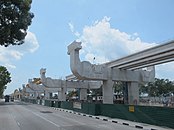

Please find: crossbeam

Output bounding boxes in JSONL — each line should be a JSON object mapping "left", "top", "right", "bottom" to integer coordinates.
{"left": 66, "top": 74, "right": 78, "bottom": 81}
{"left": 67, "top": 40, "right": 174, "bottom": 80}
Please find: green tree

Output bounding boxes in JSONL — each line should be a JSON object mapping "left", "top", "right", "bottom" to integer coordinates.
{"left": 139, "top": 84, "right": 148, "bottom": 95}
{"left": 67, "top": 90, "right": 78, "bottom": 99}
{"left": 141, "top": 78, "right": 174, "bottom": 97}
{"left": 0, "top": 0, "right": 34, "bottom": 47}
{"left": 0, "top": 66, "right": 11, "bottom": 97}
{"left": 91, "top": 85, "right": 102, "bottom": 96}
{"left": 113, "top": 81, "right": 123, "bottom": 94}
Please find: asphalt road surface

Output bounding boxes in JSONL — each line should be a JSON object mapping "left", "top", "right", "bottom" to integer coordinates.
{"left": 0, "top": 100, "right": 172, "bottom": 130}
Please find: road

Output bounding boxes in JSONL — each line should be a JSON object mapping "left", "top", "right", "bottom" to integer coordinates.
{"left": 0, "top": 100, "right": 172, "bottom": 130}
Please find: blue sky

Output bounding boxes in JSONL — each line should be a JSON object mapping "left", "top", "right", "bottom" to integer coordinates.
{"left": 1, "top": 0, "right": 174, "bottom": 94}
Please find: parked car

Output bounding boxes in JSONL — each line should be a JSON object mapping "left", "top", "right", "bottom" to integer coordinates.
{"left": 11, "top": 97, "right": 14, "bottom": 102}
{"left": 4, "top": 95, "right": 10, "bottom": 102}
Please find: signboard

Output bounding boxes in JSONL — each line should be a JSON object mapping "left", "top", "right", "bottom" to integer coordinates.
{"left": 129, "top": 105, "right": 135, "bottom": 112}
{"left": 73, "top": 102, "right": 81, "bottom": 109}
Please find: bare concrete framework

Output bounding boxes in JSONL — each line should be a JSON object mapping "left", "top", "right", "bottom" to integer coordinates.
{"left": 24, "top": 86, "right": 36, "bottom": 99}
{"left": 27, "top": 79, "right": 61, "bottom": 100}
{"left": 28, "top": 79, "right": 44, "bottom": 98}
{"left": 40, "top": 68, "right": 101, "bottom": 101}
{"left": 67, "top": 41, "right": 156, "bottom": 104}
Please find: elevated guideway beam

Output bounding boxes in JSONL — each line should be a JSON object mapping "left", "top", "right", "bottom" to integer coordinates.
{"left": 27, "top": 79, "right": 62, "bottom": 99}
{"left": 24, "top": 86, "right": 37, "bottom": 99}
{"left": 40, "top": 68, "right": 101, "bottom": 101}
{"left": 105, "top": 40, "right": 174, "bottom": 70}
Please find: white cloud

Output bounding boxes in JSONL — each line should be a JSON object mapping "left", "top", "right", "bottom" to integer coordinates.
{"left": 68, "top": 23, "right": 74, "bottom": 33}
{"left": 24, "top": 31, "right": 39, "bottom": 53}
{"left": 74, "top": 16, "right": 157, "bottom": 63}
{"left": 68, "top": 22, "right": 80, "bottom": 37}
{"left": 69, "top": 16, "right": 174, "bottom": 80}
{"left": 0, "top": 31, "right": 39, "bottom": 69}
{"left": 9, "top": 31, "right": 39, "bottom": 53}
{"left": 156, "top": 62, "right": 174, "bottom": 80}
{"left": 5, "top": 64, "right": 16, "bottom": 69}
{"left": 9, "top": 50, "right": 23, "bottom": 60}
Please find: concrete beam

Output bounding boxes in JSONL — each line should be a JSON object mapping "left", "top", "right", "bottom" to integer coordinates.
{"left": 40, "top": 69, "right": 101, "bottom": 89}
{"left": 105, "top": 40, "right": 174, "bottom": 70}
{"left": 67, "top": 41, "right": 155, "bottom": 83}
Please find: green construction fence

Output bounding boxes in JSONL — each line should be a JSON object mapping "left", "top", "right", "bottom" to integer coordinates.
{"left": 21, "top": 99, "right": 174, "bottom": 129}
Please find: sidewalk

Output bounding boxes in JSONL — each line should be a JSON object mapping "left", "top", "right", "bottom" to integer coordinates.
{"left": 0, "top": 99, "right": 5, "bottom": 101}
{"left": 0, "top": 98, "right": 5, "bottom": 105}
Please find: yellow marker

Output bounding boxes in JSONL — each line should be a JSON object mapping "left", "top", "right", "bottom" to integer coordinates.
{"left": 129, "top": 105, "right": 135, "bottom": 112}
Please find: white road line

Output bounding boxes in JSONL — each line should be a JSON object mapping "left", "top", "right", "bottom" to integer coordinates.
{"left": 25, "top": 108, "right": 61, "bottom": 128}
{"left": 8, "top": 108, "right": 21, "bottom": 129}
{"left": 17, "top": 122, "right": 20, "bottom": 126}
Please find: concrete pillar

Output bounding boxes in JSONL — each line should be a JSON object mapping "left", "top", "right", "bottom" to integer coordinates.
{"left": 127, "top": 82, "right": 139, "bottom": 105}
{"left": 19, "top": 94, "right": 21, "bottom": 100}
{"left": 102, "top": 80, "right": 113, "bottom": 104}
{"left": 33, "top": 92, "right": 37, "bottom": 99}
{"left": 79, "top": 88, "right": 87, "bottom": 101}
{"left": 123, "top": 82, "right": 128, "bottom": 104}
{"left": 58, "top": 88, "right": 66, "bottom": 101}
{"left": 63, "top": 87, "right": 67, "bottom": 101}
{"left": 44, "top": 91, "right": 50, "bottom": 99}
{"left": 37, "top": 92, "right": 41, "bottom": 99}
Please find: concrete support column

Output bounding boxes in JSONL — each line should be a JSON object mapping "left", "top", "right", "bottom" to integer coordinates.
{"left": 19, "top": 94, "right": 21, "bottom": 100}
{"left": 44, "top": 91, "right": 50, "bottom": 99}
{"left": 127, "top": 82, "right": 139, "bottom": 105}
{"left": 102, "top": 80, "right": 113, "bottom": 104}
{"left": 123, "top": 82, "right": 128, "bottom": 104}
{"left": 58, "top": 91, "right": 61, "bottom": 100}
{"left": 36, "top": 92, "right": 41, "bottom": 99}
{"left": 33, "top": 92, "right": 37, "bottom": 99}
{"left": 63, "top": 87, "right": 67, "bottom": 101}
{"left": 58, "top": 88, "right": 66, "bottom": 101}
{"left": 79, "top": 88, "right": 87, "bottom": 101}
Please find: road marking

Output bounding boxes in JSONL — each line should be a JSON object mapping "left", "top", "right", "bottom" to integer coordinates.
{"left": 25, "top": 105, "right": 86, "bottom": 125}
{"left": 17, "top": 122, "right": 20, "bottom": 126}
{"left": 24, "top": 108, "right": 61, "bottom": 128}
{"left": 8, "top": 108, "right": 21, "bottom": 129}
{"left": 32, "top": 111, "right": 60, "bottom": 127}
